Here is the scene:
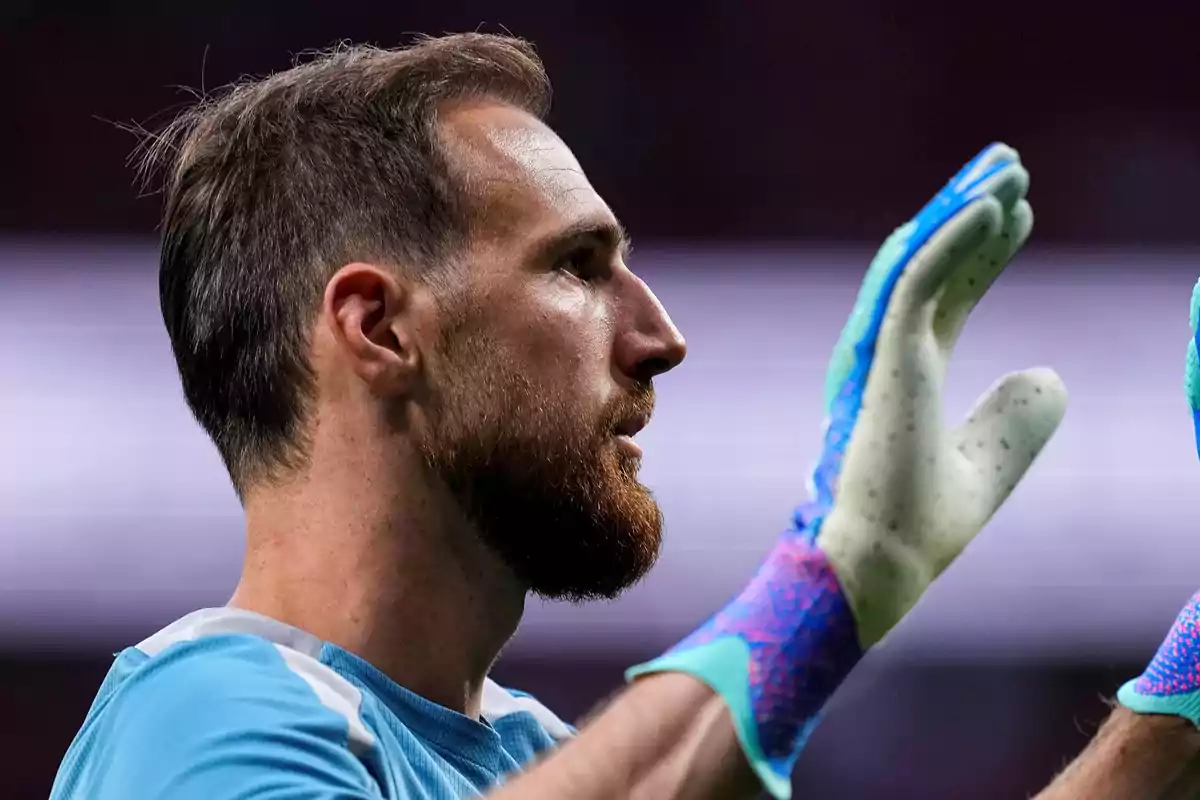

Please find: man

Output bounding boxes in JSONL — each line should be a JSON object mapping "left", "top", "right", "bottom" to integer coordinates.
{"left": 51, "top": 32, "right": 1082, "bottom": 799}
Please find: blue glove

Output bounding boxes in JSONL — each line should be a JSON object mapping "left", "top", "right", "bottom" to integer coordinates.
{"left": 628, "top": 144, "right": 1068, "bottom": 800}
{"left": 1117, "top": 277, "right": 1200, "bottom": 722}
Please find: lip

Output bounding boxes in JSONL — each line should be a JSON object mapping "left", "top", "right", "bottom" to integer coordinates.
{"left": 614, "top": 434, "right": 643, "bottom": 458}
{"left": 614, "top": 414, "right": 650, "bottom": 438}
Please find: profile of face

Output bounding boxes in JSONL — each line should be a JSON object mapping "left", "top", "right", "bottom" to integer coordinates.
{"left": 414, "top": 102, "right": 687, "bottom": 602}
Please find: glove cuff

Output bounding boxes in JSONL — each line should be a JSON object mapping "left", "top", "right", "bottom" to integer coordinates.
{"left": 1118, "top": 679, "right": 1200, "bottom": 728}
{"left": 626, "top": 537, "right": 862, "bottom": 800}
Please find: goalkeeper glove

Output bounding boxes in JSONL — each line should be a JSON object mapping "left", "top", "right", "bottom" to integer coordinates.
{"left": 1116, "top": 277, "right": 1200, "bottom": 723}
{"left": 627, "top": 143, "right": 1068, "bottom": 800}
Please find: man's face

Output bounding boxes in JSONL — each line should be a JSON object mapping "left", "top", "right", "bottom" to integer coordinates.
{"left": 415, "top": 102, "right": 687, "bottom": 602}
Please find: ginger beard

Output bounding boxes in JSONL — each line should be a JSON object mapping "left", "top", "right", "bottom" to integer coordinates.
{"left": 414, "top": 311, "right": 664, "bottom": 602}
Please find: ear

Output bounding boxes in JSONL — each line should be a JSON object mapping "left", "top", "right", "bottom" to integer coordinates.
{"left": 322, "top": 263, "right": 419, "bottom": 395}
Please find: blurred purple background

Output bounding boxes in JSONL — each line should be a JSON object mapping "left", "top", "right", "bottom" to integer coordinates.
{"left": 6, "top": 1, "right": 1200, "bottom": 798}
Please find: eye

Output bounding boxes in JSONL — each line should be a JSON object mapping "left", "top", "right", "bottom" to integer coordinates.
{"left": 554, "top": 245, "right": 599, "bottom": 282}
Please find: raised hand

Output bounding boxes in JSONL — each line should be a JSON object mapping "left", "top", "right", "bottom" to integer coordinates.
{"left": 814, "top": 143, "right": 1068, "bottom": 646}
{"left": 1117, "top": 276, "right": 1200, "bottom": 723}
{"left": 628, "top": 144, "right": 1067, "bottom": 799}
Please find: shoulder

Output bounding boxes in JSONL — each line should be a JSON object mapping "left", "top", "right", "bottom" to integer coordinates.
{"left": 481, "top": 680, "right": 576, "bottom": 742}
{"left": 133, "top": 608, "right": 377, "bottom": 755}
{"left": 53, "top": 609, "right": 380, "bottom": 800}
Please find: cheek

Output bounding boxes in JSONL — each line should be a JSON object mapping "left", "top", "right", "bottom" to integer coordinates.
{"left": 520, "top": 287, "right": 614, "bottom": 383}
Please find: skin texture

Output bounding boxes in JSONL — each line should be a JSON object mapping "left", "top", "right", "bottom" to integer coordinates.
{"left": 1038, "top": 278, "right": 1200, "bottom": 800}
{"left": 1035, "top": 707, "right": 1200, "bottom": 800}
{"left": 490, "top": 672, "right": 761, "bottom": 800}
{"left": 222, "top": 103, "right": 1192, "bottom": 800}
{"left": 411, "top": 104, "right": 675, "bottom": 603}
{"left": 229, "top": 99, "right": 686, "bottom": 719}
{"left": 225, "top": 100, "right": 765, "bottom": 800}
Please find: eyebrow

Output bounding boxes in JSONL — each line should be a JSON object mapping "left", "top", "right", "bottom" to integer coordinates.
{"left": 540, "top": 216, "right": 633, "bottom": 261}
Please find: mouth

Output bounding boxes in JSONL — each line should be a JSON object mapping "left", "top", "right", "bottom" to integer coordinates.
{"left": 613, "top": 414, "right": 649, "bottom": 439}
{"left": 612, "top": 414, "right": 650, "bottom": 458}
{"left": 613, "top": 434, "right": 643, "bottom": 458}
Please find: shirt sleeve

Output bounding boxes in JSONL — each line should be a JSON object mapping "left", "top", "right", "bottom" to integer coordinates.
{"left": 54, "top": 634, "right": 384, "bottom": 800}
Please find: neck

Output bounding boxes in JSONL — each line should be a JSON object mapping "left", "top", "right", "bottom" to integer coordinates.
{"left": 229, "top": 450, "right": 525, "bottom": 718}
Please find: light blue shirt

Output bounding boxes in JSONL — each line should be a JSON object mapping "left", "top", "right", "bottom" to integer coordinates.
{"left": 51, "top": 608, "right": 575, "bottom": 799}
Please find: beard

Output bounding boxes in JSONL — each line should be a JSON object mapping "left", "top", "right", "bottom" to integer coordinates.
{"left": 413, "top": 316, "right": 664, "bottom": 602}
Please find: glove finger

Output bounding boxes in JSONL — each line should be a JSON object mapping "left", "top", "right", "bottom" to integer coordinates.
{"left": 811, "top": 149, "right": 1024, "bottom": 520}
{"left": 882, "top": 195, "right": 1002, "bottom": 330}
{"left": 821, "top": 149, "right": 1021, "bottom": 413}
{"left": 949, "top": 367, "right": 1068, "bottom": 521}
{"left": 932, "top": 199, "right": 1034, "bottom": 350}
{"left": 967, "top": 161, "right": 1028, "bottom": 213}
{"left": 822, "top": 221, "right": 918, "bottom": 412}
{"left": 811, "top": 201, "right": 997, "bottom": 513}
{"left": 889, "top": 157, "right": 1025, "bottom": 318}
{"left": 946, "top": 143, "right": 1021, "bottom": 198}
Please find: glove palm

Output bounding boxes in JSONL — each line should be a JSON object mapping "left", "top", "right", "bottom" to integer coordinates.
{"left": 815, "top": 145, "right": 1068, "bottom": 645}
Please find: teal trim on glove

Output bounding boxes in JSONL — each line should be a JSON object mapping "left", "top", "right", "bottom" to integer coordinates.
{"left": 626, "top": 638, "right": 793, "bottom": 800}
{"left": 1118, "top": 590, "right": 1200, "bottom": 728}
{"left": 625, "top": 142, "right": 1055, "bottom": 800}
{"left": 1118, "top": 680, "right": 1200, "bottom": 726}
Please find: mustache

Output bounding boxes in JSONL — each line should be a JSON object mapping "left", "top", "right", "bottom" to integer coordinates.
{"left": 600, "top": 383, "right": 656, "bottom": 436}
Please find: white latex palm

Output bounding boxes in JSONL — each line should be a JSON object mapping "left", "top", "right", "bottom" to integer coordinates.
{"left": 810, "top": 144, "right": 1069, "bottom": 647}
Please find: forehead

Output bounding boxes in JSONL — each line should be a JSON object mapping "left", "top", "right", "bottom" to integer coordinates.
{"left": 439, "top": 102, "right": 617, "bottom": 245}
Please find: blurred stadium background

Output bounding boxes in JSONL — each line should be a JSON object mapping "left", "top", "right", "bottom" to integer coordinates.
{"left": 5, "top": 2, "right": 1200, "bottom": 797}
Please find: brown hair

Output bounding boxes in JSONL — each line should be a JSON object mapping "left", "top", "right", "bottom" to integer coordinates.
{"left": 141, "top": 33, "right": 551, "bottom": 495}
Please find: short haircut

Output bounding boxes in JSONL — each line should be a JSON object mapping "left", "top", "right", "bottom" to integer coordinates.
{"left": 142, "top": 33, "right": 552, "bottom": 495}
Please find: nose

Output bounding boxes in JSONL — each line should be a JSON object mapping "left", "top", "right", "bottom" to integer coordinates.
{"left": 613, "top": 272, "right": 687, "bottom": 384}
